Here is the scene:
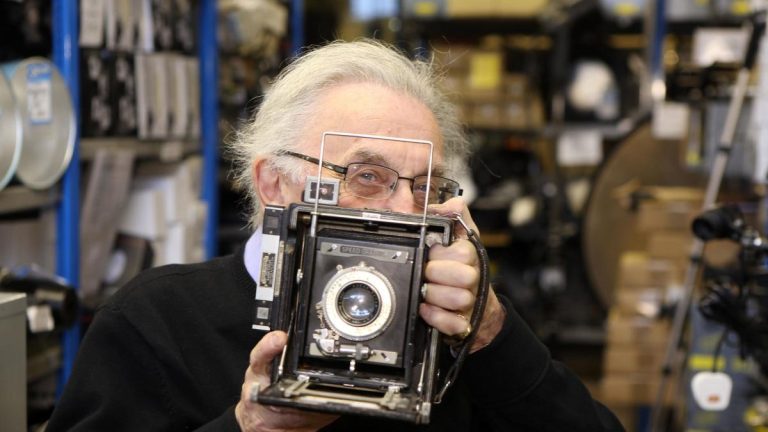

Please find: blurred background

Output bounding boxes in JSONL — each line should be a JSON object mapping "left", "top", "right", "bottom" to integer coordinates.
{"left": 2, "top": 1, "right": 768, "bottom": 431}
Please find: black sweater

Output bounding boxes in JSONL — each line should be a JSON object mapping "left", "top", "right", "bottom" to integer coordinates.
{"left": 47, "top": 246, "right": 624, "bottom": 431}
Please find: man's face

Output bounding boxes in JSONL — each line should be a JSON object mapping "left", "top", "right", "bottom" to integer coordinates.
{"left": 286, "top": 82, "right": 444, "bottom": 214}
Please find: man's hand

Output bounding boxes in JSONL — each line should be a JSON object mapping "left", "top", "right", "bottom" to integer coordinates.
{"left": 421, "top": 198, "right": 506, "bottom": 353}
{"left": 236, "top": 331, "right": 338, "bottom": 432}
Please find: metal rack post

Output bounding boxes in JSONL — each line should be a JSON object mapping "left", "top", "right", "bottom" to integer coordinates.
{"left": 200, "top": 0, "right": 219, "bottom": 258}
{"left": 52, "top": 0, "right": 81, "bottom": 391}
{"left": 291, "top": 0, "right": 305, "bottom": 56}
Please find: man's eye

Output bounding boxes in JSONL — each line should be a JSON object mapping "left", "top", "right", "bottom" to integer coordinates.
{"left": 357, "top": 171, "right": 381, "bottom": 184}
{"left": 414, "top": 183, "right": 430, "bottom": 193}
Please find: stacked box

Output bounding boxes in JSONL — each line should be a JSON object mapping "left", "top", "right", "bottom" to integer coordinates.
{"left": 119, "top": 156, "right": 207, "bottom": 266}
{"left": 601, "top": 256, "right": 678, "bottom": 411}
{"left": 151, "top": 0, "right": 174, "bottom": 52}
{"left": 403, "top": 0, "right": 549, "bottom": 18}
{"left": 600, "top": 188, "right": 704, "bottom": 427}
{"left": 80, "top": 49, "right": 115, "bottom": 137}
{"left": 172, "top": 0, "right": 195, "bottom": 54}
{"left": 600, "top": 298, "right": 679, "bottom": 428}
{"left": 111, "top": 52, "right": 138, "bottom": 136}
{"left": 434, "top": 42, "right": 545, "bottom": 130}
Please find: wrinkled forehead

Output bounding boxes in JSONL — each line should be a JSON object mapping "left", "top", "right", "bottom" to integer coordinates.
{"left": 295, "top": 82, "right": 446, "bottom": 173}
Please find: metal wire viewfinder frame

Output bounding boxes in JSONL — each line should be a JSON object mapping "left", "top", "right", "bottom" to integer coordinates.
{"left": 311, "top": 131, "right": 435, "bottom": 227}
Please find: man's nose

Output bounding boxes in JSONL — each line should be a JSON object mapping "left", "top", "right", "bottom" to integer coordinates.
{"left": 381, "top": 180, "right": 420, "bottom": 214}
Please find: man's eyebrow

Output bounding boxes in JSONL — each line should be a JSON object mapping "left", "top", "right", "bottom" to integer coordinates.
{"left": 346, "top": 148, "right": 448, "bottom": 177}
{"left": 347, "top": 149, "right": 389, "bottom": 166}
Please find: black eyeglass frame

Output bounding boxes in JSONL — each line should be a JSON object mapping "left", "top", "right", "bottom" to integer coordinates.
{"left": 278, "top": 150, "right": 462, "bottom": 204}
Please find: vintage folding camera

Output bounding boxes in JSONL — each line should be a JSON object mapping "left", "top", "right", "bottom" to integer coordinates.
{"left": 251, "top": 198, "right": 455, "bottom": 423}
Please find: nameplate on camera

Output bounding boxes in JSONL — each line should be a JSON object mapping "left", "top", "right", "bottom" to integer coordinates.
{"left": 252, "top": 206, "right": 284, "bottom": 331}
{"left": 320, "top": 242, "right": 409, "bottom": 264}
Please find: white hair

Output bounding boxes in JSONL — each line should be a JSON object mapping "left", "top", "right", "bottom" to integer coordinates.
{"left": 229, "top": 39, "right": 469, "bottom": 227}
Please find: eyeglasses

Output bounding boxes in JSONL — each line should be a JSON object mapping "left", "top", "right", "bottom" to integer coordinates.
{"left": 279, "top": 151, "right": 462, "bottom": 207}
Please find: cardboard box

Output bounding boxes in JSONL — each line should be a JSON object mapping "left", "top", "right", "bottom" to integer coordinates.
{"left": 498, "top": 95, "right": 545, "bottom": 130}
{"left": 618, "top": 252, "right": 682, "bottom": 288}
{"left": 172, "top": 0, "right": 195, "bottom": 53}
{"left": 134, "top": 54, "right": 153, "bottom": 139}
{"left": 119, "top": 186, "right": 167, "bottom": 240}
{"left": 614, "top": 287, "right": 665, "bottom": 317}
{"left": 151, "top": 0, "right": 174, "bottom": 51}
{"left": 468, "top": 102, "right": 501, "bottom": 128}
{"left": 110, "top": 0, "right": 141, "bottom": 52}
{"left": 80, "top": 49, "right": 114, "bottom": 137}
{"left": 465, "top": 49, "right": 504, "bottom": 100}
{"left": 500, "top": 100, "right": 527, "bottom": 129}
{"left": 111, "top": 52, "right": 138, "bottom": 136}
{"left": 604, "top": 347, "right": 666, "bottom": 374}
{"left": 134, "top": 164, "right": 194, "bottom": 225}
{"left": 495, "top": 0, "right": 549, "bottom": 17}
{"left": 640, "top": 186, "right": 703, "bottom": 203}
{"left": 402, "top": 0, "right": 446, "bottom": 18}
{"left": 445, "top": 0, "right": 494, "bottom": 17}
{"left": 601, "top": 375, "right": 662, "bottom": 406}
{"left": 166, "top": 54, "right": 189, "bottom": 138}
{"left": 503, "top": 73, "right": 529, "bottom": 100}
{"left": 647, "top": 231, "right": 694, "bottom": 260}
{"left": 431, "top": 43, "right": 471, "bottom": 71}
{"left": 185, "top": 57, "right": 200, "bottom": 139}
{"left": 638, "top": 201, "right": 700, "bottom": 232}
{"left": 606, "top": 310, "right": 670, "bottom": 347}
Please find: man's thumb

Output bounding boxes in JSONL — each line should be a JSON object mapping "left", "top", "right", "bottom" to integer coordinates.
{"left": 249, "top": 331, "right": 288, "bottom": 373}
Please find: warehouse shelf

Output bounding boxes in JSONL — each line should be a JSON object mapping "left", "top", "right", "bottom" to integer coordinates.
{"left": 557, "top": 326, "right": 605, "bottom": 346}
{"left": 543, "top": 109, "right": 650, "bottom": 141}
{"left": 46, "top": 0, "right": 221, "bottom": 391}
{"left": 404, "top": 0, "right": 598, "bottom": 35}
{"left": 80, "top": 138, "right": 202, "bottom": 163}
{"left": 468, "top": 126, "right": 543, "bottom": 137}
{"left": 0, "top": 186, "right": 59, "bottom": 216}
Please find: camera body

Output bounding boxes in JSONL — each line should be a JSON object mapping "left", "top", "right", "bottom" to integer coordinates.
{"left": 252, "top": 203, "right": 453, "bottom": 423}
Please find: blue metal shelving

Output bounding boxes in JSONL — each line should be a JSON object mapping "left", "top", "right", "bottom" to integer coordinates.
{"left": 291, "top": 0, "right": 305, "bottom": 56}
{"left": 52, "top": 0, "right": 80, "bottom": 392}
{"left": 52, "top": 0, "right": 222, "bottom": 389}
{"left": 200, "top": 0, "right": 219, "bottom": 259}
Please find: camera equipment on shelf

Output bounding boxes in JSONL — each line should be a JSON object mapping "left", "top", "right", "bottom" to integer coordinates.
{"left": 0, "top": 267, "right": 78, "bottom": 333}
{"left": 249, "top": 132, "right": 490, "bottom": 424}
{"left": 693, "top": 205, "right": 768, "bottom": 373}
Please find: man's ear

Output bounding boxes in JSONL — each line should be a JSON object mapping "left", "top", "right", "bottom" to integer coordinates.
{"left": 252, "top": 158, "right": 293, "bottom": 206}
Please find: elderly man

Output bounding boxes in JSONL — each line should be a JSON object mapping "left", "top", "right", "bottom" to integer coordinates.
{"left": 47, "top": 40, "right": 623, "bottom": 431}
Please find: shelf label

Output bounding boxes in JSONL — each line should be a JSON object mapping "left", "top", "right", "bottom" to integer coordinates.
{"left": 652, "top": 101, "right": 690, "bottom": 140}
{"left": 26, "top": 63, "right": 52, "bottom": 125}
{"left": 557, "top": 130, "right": 603, "bottom": 167}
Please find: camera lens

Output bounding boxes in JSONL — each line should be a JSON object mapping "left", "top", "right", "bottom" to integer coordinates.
{"left": 338, "top": 283, "right": 380, "bottom": 326}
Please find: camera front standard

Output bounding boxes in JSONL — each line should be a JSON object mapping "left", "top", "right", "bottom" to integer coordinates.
{"left": 251, "top": 203, "right": 454, "bottom": 423}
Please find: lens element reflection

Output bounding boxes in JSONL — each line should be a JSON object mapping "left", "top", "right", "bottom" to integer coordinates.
{"left": 338, "top": 283, "right": 380, "bottom": 326}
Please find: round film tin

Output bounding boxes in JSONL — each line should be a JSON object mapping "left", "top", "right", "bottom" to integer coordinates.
{"left": 0, "top": 72, "right": 21, "bottom": 191}
{"left": 2, "top": 57, "right": 75, "bottom": 190}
